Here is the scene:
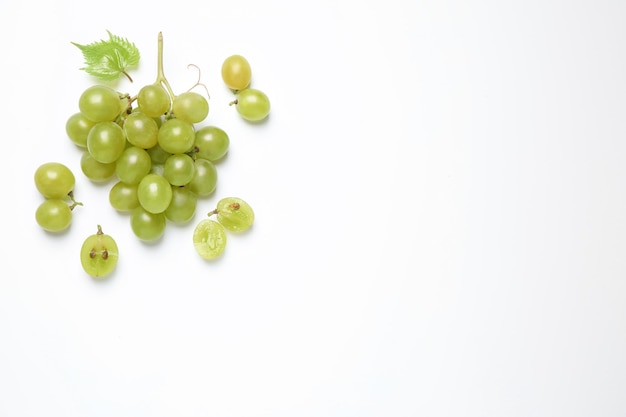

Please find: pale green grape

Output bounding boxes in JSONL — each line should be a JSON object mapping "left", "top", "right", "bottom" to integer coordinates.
{"left": 115, "top": 146, "right": 152, "bottom": 185}
{"left": 109, "top": 181, "right": 139, "bottom": 211}
{"left": 193, "top": 219, "right": 227, "bottom": 260}
{"left": 35, "top": 199, "right": 73, "bottom": 232}
{"left": 158, "top": 118, "right": 195, "bottom": 154}
{"left": 163, "top": 153, "right": 195, "bottom": 186}
{"left": 233, "top": 88, "right": 270, "bottom": 121}
{"left": 137, "top": 83, "right": 171, "bottom": 117}
{"left": 130, "top": 206, "right": 166, "bottom": 241}
{"left": 137, "top": 173, "right": 173, "bottom": 213}
{"left": 80, "top": 225, "right": 118, "bottom": 278}
{"left": 80, "top": 151, "right": 116, "bottom": 182}
{"left": 124, "top": 111, "right": 159, "bottom": 148}
{"left": 165, "top": 186, "right": 197, "bottom": 223}
{"left": 66, "top": 112, "right": 96, "bottom": 148}
{"left": 79, "top": 85, "right": 121, "bottom": 122}
{"left": 34, "top": 162, "right": 75, "bottom": 199}
{"left": 172, "top": 92, "right": 209, "bottom": 124}
{"left": 212, "top": 197, "right": 254, "bottom": 232}
{"left": 147, "top": 144, "right": 172, "bottom": 165}
{"left": 193, "top": 126, "right": 229, "bottom": 161}
{"left": 221, "top": 55, "right": 252, "bottom": 91}
{"left": 87, "top": 121, "right": 126, "bottom": 163}
{"left": 188, "top": 158, "right": 217, "bottom": 197}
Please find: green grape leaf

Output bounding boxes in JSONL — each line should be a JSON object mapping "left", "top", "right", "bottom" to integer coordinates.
{"left": 71, "top": 30, "right": 140, "bottom": 82}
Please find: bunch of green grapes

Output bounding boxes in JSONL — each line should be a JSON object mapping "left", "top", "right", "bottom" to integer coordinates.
{"left": 222, "top": 55, "right": 271, "bottom": 122}
{"left": 34, "top": 162, "right": 82, "bottom": 232}
{"left": 65, "top": 35, "right": 232, "bottom": 242}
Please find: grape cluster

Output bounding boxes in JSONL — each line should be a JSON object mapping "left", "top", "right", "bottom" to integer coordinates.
{"left": 34, "top": 162, "right": 82, "bottom": 232}
{"left": 222, "top": 55, "right": 271, "bottom": 122}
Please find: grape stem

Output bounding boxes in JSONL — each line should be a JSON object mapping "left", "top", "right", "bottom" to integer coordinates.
{"left": 207, "top": 209, "right": 219, "bottom": 217}
{"left": 68, "top": 191, "right": 84, "bottom": 210}
{"left": 155, "top": 32, "right": 176, "bottom": 99}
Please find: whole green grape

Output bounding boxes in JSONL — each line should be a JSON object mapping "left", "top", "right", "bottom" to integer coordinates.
{"left": 109, "top": 181, "right": 140, "bottom": 212}
{"left": 233, "top": 88, "right": 270, "bottom": 122}
{"left": 66, "top": 112, "right": 96, "bottom": 148}
{"left": 137, "top": 83, "right": 170, "bottom": 118}
{"left": 188, "top": 159, "right": 217, "bottom": 197}
{"left": 79, "top": 85, "right": 121, "bottom": 122}
{"left": 165, "top": 186, "right": 197, "bottom": 223}
{"left": 163, "top": 153, "right": 195, "bottom": 186}
{"left": 193, "top": 219, "right": 227, "bottom": 260}
{"left": 193, "top": 126, "right": 229, "bottom": 161}
{"left": 137, "top": 173, "right": 173, "bottom": 214}
{"left": 130, "top": 206, "right": 166, "bottom": 241}
{"left": 158, "top": 118, "right": 195, "bottom": 154}
{"left": 80, "top": 225, "right": 119, "bottom": 279}
{"left": 87, "top": 121, "right": 126, "bottom": 164}
{"left": 211, "top": 197, "right": 254, "bottom": 232}
{"left": 221, "top": 55, "right": 252, "bottom": 91}
{"left": 115, "top": 146, "right": 152, "bottom": 185}
{"left": 35, "top": 199, "right": 73, "bottom": 232}
{"left": 34, "top": 162, "right": 75, "bottom": 199}
{"left": 123, "top": 111, "right": 159, "bottom": 149}
{"left": 172, "top": 91, "right": 209, "bottom": 124}
{"left": 80, "top": 151, "right": 116, "bottom": 182}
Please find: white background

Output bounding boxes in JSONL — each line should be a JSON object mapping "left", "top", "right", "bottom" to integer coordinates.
{"left": 1, "top": 0, "right": 625, "bottom": 416}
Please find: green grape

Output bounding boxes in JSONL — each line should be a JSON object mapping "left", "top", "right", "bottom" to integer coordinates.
{"left": 232, "top": 88, "right": 270, "bottom": 122}
{"left": 130, "top": 206, "right": 166, "bottom": 241}
{"left": 137, "top": 173, "right": 173, "bottom": 213}
{"left": 165, "top": 186, "right": 197, "bottom": 223}
{"left": 115, "top": 146, "right": 152, "bottom": 185}
{"left": 35, "top": 199, "right": 73, "bottom": 232}
{"left": 193, "top": 219, "right": 227, "bottom": 260}
{"left": 172, "top": 91, "right": 209, "bottom": 124}
{"left": 123, "top": 111, "right": 159, "bottom": 148}
{"left": 80, "top": 225, "right": 118, "bottom": 279}
{"left": 221, "top": 55, "right": 252, "bottom": 91}
{"left": 80, "top": 151, "right": 116, "bottom": 182}
{"left": 158, "top": 118, "right": 195, "bottom": 154}
{"left": 163, "top": 153, "right": 195, "bottom": 186}
{"left": 79, "top": 85, "right": 121, "bottom": 122}
{"left": 193, "top": 126, "right": 229, "bottom": 161}
{"left": 137, "top": 83, "right": 171, "bottom": 117}
{"left": 147, "top": 144, "right": 171, "bottom": 165}
{"left": 211, "top": 197, "right": 254, "bottom": 232}
{"left": 188, "top": 158, "right": 217, "bottom": 197}
{"left": 87, "top": 121, "right": 126, "bottom": 163}
{"left": 34, "top": 162, "right": 75, "bottom": 199}
{"left": 109, "top": 181, "right": 139, "bottom": 211}
{"left": 66, "top": 112, "right": 96, "bottom": 148}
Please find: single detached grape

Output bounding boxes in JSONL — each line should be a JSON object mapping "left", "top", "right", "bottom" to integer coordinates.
{"left": 232, "top": 88, "right": 270, "bottom": 122}
{"left": 193, "top": 219, "right": 227, "bottom": 260}
{"left": 210, "top": 197, "right": 254, "bottom": 232}
{"left": 80, "top": 225, "right": 119, "bottom": 279}
{"left": 221, "top": 55, "right": 252, "bottom": 91}
{"left": 79, "top": 85, "right": 121, "bottom": 122}
{"left": 34, "top": 162, "right": 75, "bottom": 199}
{"left": 35, "top": 199, "right": 73, "bottom": 232}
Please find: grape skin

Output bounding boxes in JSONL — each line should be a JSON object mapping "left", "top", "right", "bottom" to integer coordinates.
{"left": 221, "top": 55, "right": 252, "bottom": 91}
{"left": 34, "top": 162, "right": 75, "bottom": 199}
{"left": 80, "top": 225, "right": 119, "bottom": 278}
{"left": 234, "top": 88, "right": 270, "bottom": 122}
{"left": 36, "top": 199, "right": 73, "bottom": 232}
{"left": 193, "top": 219, "right": 227, "bottom": 260}
{"left": 214, "top": 197, "right": 255, "bottom": 232}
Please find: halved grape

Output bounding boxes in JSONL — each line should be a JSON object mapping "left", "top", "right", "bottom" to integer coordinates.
{"left": 80, "top": 225, "right": 119, "bottom": 279}
{"left": 193, "top": 219, "right": 227, "bottom": 259}
{"left": 221, "top": 55, "right": 252, "bottom": 91}
{"left": 34, "top": 162, "right": 75, "bottom": 199}
{"left": 211, "top": 197, "right": 254, "bottom": 232}
{"left": 233, "top": 88, "right": 270, "bottom": 122}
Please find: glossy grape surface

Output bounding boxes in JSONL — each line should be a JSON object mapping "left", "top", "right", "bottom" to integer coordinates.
{"left": 130, "top": 206, "right": 166, "bottom": 241}
{"left": 221, "top": 55, "right": 252, "bottom": 91}
{"left": 34, "top": 162, "right": 75, "bottom": 199}
{"left": 137, "top": 83, "right": 170, "bottom": 117}
{"left": 87, "top": 121, "right": 126, "bottom": 163}
{"left": 35, "top": 199, "right": 72, "bottom": 232}
{"left": 137, "top": 173, "right": 173, "bottom": 214}
{"left": 234, "top": 88, "right": 270, "bottom": 121}
{"left": 80, "top": 225, "right": 119, "bottom": 278}
{"left": 194, "top": 126, "right": 229, "bottom": 161}
{"left": 172, "top": 92, "right": 209, "bottom": 124}
{"left": 79, "top": 85, "right": 121, "bottom": 122}
{"left": 193, "top": 219, "right": 227, "bottom": 259}
{"left": 66, "top": 112, "right": 96, "bottom": 148}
